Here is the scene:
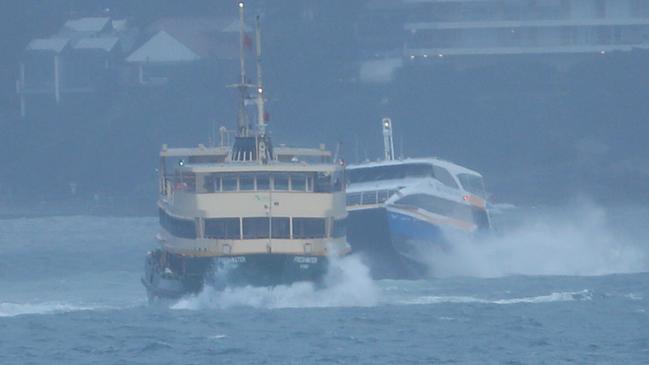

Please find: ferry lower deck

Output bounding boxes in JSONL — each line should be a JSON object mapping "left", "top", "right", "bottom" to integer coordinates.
{"left": 142, "top": 249, "right": 329, "bottom": 299}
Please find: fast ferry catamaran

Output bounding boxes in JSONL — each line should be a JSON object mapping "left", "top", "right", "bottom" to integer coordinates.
{"left": 142, "top": 3, "right": 350, "bottom": 300}
{"left": 345, "top": 118, "right": 491, "bottom": 279}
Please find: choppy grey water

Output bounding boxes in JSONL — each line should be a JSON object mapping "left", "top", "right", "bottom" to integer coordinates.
{"left": 1, "top": 204, "right": 648, "bottom": 364}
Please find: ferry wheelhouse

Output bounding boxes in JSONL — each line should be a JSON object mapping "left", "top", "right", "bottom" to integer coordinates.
{"left": 142, "top": 3, "right": 349, "bottom": 299}
{"left": 345, "top": 118, "right": 490, "bottom": 279}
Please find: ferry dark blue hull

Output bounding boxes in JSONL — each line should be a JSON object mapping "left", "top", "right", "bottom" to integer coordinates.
{"left": 142, "top": 250, "right": 328, "bottom": 300}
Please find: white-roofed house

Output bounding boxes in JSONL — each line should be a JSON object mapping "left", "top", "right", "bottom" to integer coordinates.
{"left": 17, "top": 16, "right": 138, "bottom": 117}
{"left": 125, "top": 17, "right": 243, "bottom": 86}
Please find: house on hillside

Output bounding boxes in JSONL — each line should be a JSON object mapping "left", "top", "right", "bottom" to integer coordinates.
{"left": 356, "top": 0, "right": 649, "bottom": 81}
{"left": 17, "top": 17, "right": 139, "bottom": 117}
{"left": 125, "top": 17, "right": 245, "bottom": 86}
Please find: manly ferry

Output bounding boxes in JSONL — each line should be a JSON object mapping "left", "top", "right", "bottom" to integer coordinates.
{"left": 345, "top": 118, "right": 490, "bottom": 279}
{"left": 142, "top": 3, "right": 350, "bottom": 300}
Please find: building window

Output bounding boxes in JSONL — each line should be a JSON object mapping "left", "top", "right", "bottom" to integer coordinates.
{"left": 292, "top": 217, "right": 326, "bottom": 239}
{"left": 204, "top": 217, "right": 240, "bottom": 239}
{"left": 242, "top": 217, "right": 270, "bottom": 239}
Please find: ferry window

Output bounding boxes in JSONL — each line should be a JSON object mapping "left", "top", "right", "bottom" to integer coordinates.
{"left": 222, "top": 176, "right": 238, "bottom": 191}
{"left": 333, "top": 218, "right": 346, "bottom": 238}
{"left": 314, "top": 172, "right": 332, "bottom": 192}
{"left": 457, "top": 173, "right": 486, "bottom": 198}
{"left": 203, "top": 174, "right": 221, "bottom": 193}
{"left": 292, "top": 218, "right": 326, "bottom": 238}
{"left": 256, "top": 175, "right": 270, "bottom": 190}
{"left": 159, "top": 209, "right": 196, "bottom": 239}
{"left": 271, "top": 217, "right": 290, "bottom": 239}
{"left": 273, "top": 174, "right": 289, "bottom": 191}
{"left": 306, "top": 176, "right": 314, "bottom": 192}
{"left": 239, "top": 175, "right": 255, "bottom": 191}
{"left": 242, "top": 217, "right": 270, "bottom": 239}
{"left": 433, "top": 165, "right": 459, "bottom": 189}
{"left": 291, "top": 174, "right": 306, "bottom": 191}
{"left": 204, "top": 218, "right": 240, "bottom": 239}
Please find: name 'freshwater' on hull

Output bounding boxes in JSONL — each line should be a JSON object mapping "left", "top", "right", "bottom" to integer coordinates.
{"left": 142, "top": 249, "right": 328, "bottom": 300}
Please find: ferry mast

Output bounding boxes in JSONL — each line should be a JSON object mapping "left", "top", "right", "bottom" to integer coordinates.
{"left": 231, "top": 1, "right": 272, "bottom": 163}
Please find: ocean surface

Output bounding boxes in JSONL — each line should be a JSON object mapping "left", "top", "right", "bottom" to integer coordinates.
{"left": 1, "top": 203, "right": 649, "bottom": 364}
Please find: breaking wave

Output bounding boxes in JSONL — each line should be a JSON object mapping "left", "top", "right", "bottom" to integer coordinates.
{"left": 171, "top": 254, "right": 378, "bottom": 310}
{"left": 427, "top": 201, "right": 648, "bottom": 278}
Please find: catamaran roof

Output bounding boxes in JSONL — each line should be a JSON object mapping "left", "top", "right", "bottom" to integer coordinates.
{"left": 348, "top": 157, "right": 482, "bottom": 177}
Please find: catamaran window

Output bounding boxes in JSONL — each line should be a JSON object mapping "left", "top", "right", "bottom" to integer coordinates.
{"left": 348, "top": 163, "right": 433, "bottom": 183}
{"left": 159, "top": 209, "right": 196, "bottom": 239}
{"left": 222, "top": 176, "right": 238, "bottom": 191}
{"left": 242, "top": 217, "right": 270, "bottom": 239}
{"left": 256, "top": 175, "right": 270, "bottom": 190}
{"left": 346, "top": 193, "right": 361, "bottom": 206}
{"left": 396, "top": 194, "right": 473, "bottom": 222}
{"left": 273, "top": 174, "right": 289, "bottom": 191}
{"left": 204, "top": 218, "right": 240, "bottom": 239}
{"left": 333, "top": 218, "right": 346, "bottom": 238}
{"left": 457, "top": 173, "right": 486, "bottom": 198}
{"left": 378, "top": 190, "right": 391, "bottom": 203}
{"left": 239, "top": 175, "right": 255, "bottom": 191}
{"left": 291, "top": 174, "right": 307, "bottom": 191}
{"left": 292, "top": 218, "right": 326, "bottom": 238}
{"left": 362, "top": 191, "right": 377, "bottom": 205}
{"left": 432, "top": 165, "right": 459, "bottom": 189}
{"left": 271, "top": 217, "right": 290, "bottom": 239}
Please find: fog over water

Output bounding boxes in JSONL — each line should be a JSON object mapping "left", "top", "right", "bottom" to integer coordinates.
{"left": 2, "top": 1, "right": 649, "bottom": 364}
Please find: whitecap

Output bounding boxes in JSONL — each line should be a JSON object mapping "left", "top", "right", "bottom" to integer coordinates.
{"left": 399, "top": 290, "right": 591, "bottom": 305}
{"left": 0, "top": 301, "right": 104, "bottom": 317}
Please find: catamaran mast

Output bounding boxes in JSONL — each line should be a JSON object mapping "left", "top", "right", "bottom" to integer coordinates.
{"left": 382, "top": 117, "right": 395, "bottom": 161}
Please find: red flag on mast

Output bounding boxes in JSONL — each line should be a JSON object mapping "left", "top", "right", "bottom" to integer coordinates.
{"left": 243, "top": 34, "right": 253, "bottom": 49}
